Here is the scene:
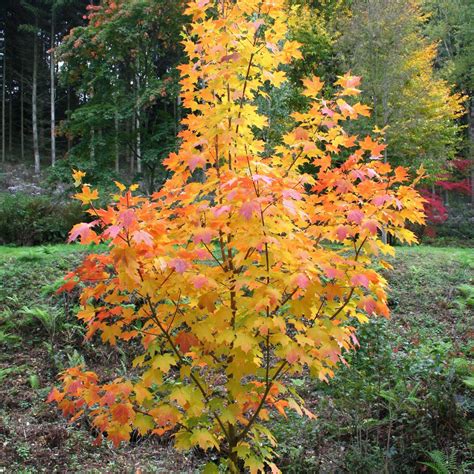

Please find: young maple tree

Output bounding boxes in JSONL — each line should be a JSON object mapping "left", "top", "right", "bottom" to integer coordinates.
{"left": 49, "top": 1, "right": 425, "bottom": 471}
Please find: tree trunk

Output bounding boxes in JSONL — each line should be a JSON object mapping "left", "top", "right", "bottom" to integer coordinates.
{"left": 20, "top": 67, "right": 25, "bottom": 160}
{"left": 32, "top": 23, "right": 40, "bottom": 174}
{"left": 177, "top": 95, "right": 182, "bottom": 133}
{"left": 50, "top": 9, "right": 56, "bottom": 167}
{"left": 8, "top": 61, "right": 12, "bottom": 156}
{"left": 379, "top": 87, "right": 390, "bottom": 245}
{"left": 89, "top": 84, "right": 95, "bottom": 162}
{"left": 129, "top": 118, "right": 134, "bottom": 173}
{"left": 135, "top": 57, "right": 142, "bottom": 174}
{"left": 136, "top": 112, "right": 142, "bottom": 173}
{"left": 1, "top": 39, "right": 5, "bottom": 164}
{"left": 115, "top": 109, "right": 120, "bottom": 173}
{"left": 67, "top": 87, "right": 72, "bottom": 153}
{"left": 90, "top": 128, "right": 95, "bottom": 162}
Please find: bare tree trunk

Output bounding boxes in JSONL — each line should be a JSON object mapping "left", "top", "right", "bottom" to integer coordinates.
{"left": 90, "top": 128, "right": 95, "bottom": 162}
{"left": 136, "top": 113, "right": 141, "bottom": 173}
{"left": 89, "top": 84, "right": 95, "bottom": 162}
{"left": 67, "top": 87, "right": 72, "bottom": 153}
{"left": 115, "top": 109, "right": 120, "bottom": 173}
{"left": 471, "top": 167, "right": 474, "bottom": 205}
{"left": 1, "top": 40, "right": 5, "bottom": 164}
{"left": 177, "top": 95, "right": 182, "bottom": 133}
{"left": 135, "top": 57, "right": 142, "bottom": 174}
{"left": 380, "top": 127, "right": 389, "bottom": 245}
{"left": 8, "top": 61, "right": 12, "bottom": 156}
{"left": 50, "top": 9, "right": 56, "bottom": 167}
{"left": 21, "top": 68, "right": 25, "bottom": 160}
{"left": 32, "top": 23, "right": 40, "bottom": 174}
{"left": 129, "top": 118, "right": 134, "bottom": 173}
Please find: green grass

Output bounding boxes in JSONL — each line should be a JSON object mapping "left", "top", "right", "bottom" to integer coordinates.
{"left": 0, "top": 243, "right": 106, "bottom": 314}
{"left": 397, "top": 245, "right": 474, "bottom": 267}
{"left": 0, "top": 245, "right": 81, "bottom": 312}
{"left": 0, "top": 243, "right": 103, "bottom": 259}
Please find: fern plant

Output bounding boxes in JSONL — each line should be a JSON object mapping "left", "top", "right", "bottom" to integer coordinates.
{"left": 421, "top": 449, "right": 472, "bottom": 474}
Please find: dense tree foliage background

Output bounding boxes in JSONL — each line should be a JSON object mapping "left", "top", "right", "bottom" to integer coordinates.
{"left": 0, "top": 0, "right": 472, "bottom": 241}
{"left": 1, "top": 0, "right": 472, "bottom": 176}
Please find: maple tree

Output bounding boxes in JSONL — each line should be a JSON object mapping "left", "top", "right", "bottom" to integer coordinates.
{"left": 48, "top": 1, "right": 425, "bottom": 471}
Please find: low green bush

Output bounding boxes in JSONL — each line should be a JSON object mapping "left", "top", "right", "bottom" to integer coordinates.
{"left": 0, "top": 192, "right": 87, "bottom": 245}
{"left": 271, "top": 319, "right": 473, "bottom": 473}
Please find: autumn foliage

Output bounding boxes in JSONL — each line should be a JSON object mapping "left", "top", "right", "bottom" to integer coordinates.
{"left": 48, "top": 1, "right": 425, "bottom": 471}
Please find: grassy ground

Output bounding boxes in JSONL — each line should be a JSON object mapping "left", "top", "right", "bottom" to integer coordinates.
{"left": 0, "top": 244, "right": 472, "bottom": 473}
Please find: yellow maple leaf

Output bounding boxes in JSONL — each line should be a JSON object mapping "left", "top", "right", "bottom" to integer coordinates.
{"left": 72, "top": 169, "right": 86, "bottom": 187}
{"left": 74, "top": 185, "right": 99, "bottom": 205}
{"left": 151, "top": 354, "right": 176, "bottom": 373}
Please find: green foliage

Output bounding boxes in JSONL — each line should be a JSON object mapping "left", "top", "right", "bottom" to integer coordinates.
{"left": 421, "top": 450, "right": 457, "bottom": 474}
{"left": 20, "top": 305, "right": 65, "bottom": 346}
{"left": 0, "top": 329, "right": 22, "bottom": 347}
{"left": 287, "top": 1, "right": 344, "bottom": 84}
{"left": 463, "top": 376, "right": 474, "bottom": 389}
{"left": 421, "top": 449, "right": 473, "bottom": 474}
{"left": 29, "top": 374, "right": 41, "bottom": 390}
{"left": 430, "top": 198, "right": 474, "bottom": 244}
{"left": 260, "top": 1, "right": 347, "bottom": 152}
{"left": 65, "top": 349, "right": 85, "bottom": 368}
{"left": 337, "top": 0, "right": 465, "bottom": 173}
{"left": 0, "top": 245, "right": 84, "bottom": 342}
{"left": 0, "top": 366, "right": 26, "bottom": 384}
{"left": 272, "top": 318, "right": 473, "bottom": 472}
{"left": 423, "top": 0, "right": 474, "bottom": 93}
{"left": 56, "top": 0, "right": 184, "bottom": 190}
{"left": 456, "top": 285, "right": 474, "bottom": 310}
{"left": 0, "top": 193, "right": 87, "bottom": 246}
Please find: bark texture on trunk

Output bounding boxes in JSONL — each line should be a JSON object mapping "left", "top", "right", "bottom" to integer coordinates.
{"left": 8, "top": 61, "right": 12, "bottom": 155}
{"left": 90, "top": 128, "right": 95, "bottom": 162}
{"left": 1, "top": 39, "right": 5, "bottom": 163}
{"left": 50, "top": 12, "right": 56, "bottom": 167}
{"left": 67, "top": 87, "right": 72, "bottom": 153}
{"left": 21, "top": 68, "right": 24, "bottom": 160}
{"left": 129, "top": 118, "right": 134, "bottom": 173}
{"left": 32, "top": 25, "right": 40, "bottom": 174}
{"left": 115, "top": 109, "right": 120, "bottom": 173}
{"left": 135, "top": 57, "right": 142, "bottom": 174}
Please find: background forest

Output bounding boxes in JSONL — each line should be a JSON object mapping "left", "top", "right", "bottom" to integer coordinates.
{"left": 0, "top": 0, "right": 473, "bottom": 245}
{"left": 0, "top": 1, "right": 473, "bottom": 473}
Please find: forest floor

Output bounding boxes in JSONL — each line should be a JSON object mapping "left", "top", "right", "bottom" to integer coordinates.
{"left": 0, "top": 245, "right": 472, "bottom": 473}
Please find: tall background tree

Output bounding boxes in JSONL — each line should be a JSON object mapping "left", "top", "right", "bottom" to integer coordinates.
{"left": 1, "top": 0, "right": 89, "bottom": 173}
{"left": 1, "top": 3, "right": 5, "bottom": 165}
{"left": 337, "top": 0, "right": 465, "bottom": 173}
{"left": 0, "top": 0, "right": 471, "bottom": 204}
{"left": 54, "top": 0, "right": 185, "bottom": 192}
{"left": 423, "top": 0, "right": 474, "bottom": 199}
